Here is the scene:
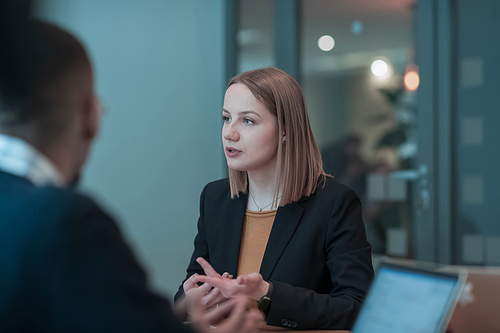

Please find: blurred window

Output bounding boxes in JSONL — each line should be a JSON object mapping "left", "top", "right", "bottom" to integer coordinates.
{"left": 238, "top": 0, "right": 274, "bottom": 72}
{"left": 302, "top": 0, "right": 417, "bottom": 258}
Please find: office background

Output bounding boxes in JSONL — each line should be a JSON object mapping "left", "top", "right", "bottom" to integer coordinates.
{"left": 37, "top": 0, "right": 500, "bottom": 298}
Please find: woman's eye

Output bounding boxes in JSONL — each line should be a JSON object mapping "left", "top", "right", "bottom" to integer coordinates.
{"left": 222, "top": 116, "right": 231, "bottom": 123}
{"left": 243, "top": 118, "right": 254, "bottom": 125}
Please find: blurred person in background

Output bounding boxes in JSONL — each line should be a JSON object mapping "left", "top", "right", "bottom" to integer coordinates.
{"left": 0, "top": 4, "right": 260, "bottom": 332}
{"left": 175, "top": 67, "right": 374, "bottom": 331}
{"left": 322, "top": 135, "right": 369, "bottom": 205}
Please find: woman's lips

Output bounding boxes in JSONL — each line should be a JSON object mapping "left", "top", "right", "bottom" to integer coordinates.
{"left": 225, "top": 147, "right": 242, "bottom": 157}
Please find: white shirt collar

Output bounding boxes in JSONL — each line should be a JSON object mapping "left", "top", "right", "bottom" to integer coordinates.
{"left": 0, "top": 133, "right": 65, "bottom": 187}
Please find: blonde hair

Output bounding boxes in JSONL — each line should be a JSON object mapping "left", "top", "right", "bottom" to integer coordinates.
{"left": 227, "top": 67, "right": 327, "bottom": 206}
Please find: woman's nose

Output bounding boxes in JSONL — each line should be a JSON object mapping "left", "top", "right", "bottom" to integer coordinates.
{"left": 223, "top": 123, "right": 239, "bottom": 142}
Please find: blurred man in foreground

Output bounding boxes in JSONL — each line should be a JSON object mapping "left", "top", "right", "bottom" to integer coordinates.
{"left": 0, "top": 16, "right": 260, "bottom": 333}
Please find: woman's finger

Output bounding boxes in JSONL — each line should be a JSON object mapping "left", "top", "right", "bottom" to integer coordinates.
{"left": 197, "top": 281, "right": 213, "bottom": 294}
{"left": 210, "top": 292, "right": 228, "bottom": 308}
{"left": 196, "top": 257, "right": 221, "bottom": 278}
{"left": 183, "top": 273, "right": 199, "bottom": 291}
{"left": 204, "top": 297, "right": 242, "bottom": 325}
{"left": 194, "top": 275, "right": 240, "bottom": 298}
{"left": 235, "top": 273, "right": 268, "bottom": 300}
{"left": 237, "top": 272, "right": 261, "bottom": 287}
{"left": 194, "top": 275, "right": 225, "bottom": 289}
{"left": 202, "top": 287, "right": 226, "bottom": 308}
{"left": 209, "top": 297, "right": 263, "bottom": 333}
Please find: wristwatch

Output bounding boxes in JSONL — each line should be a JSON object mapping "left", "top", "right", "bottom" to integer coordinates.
{"left": 257, "top": 281, "right": 273, "bottom": 312}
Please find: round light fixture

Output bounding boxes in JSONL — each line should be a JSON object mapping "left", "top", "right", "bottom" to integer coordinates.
{"left": 318, "top": 35, "right": 335, "bottom": 51}
{"left": 371, "top": 60, "right": 388, "bottom": 77}
{"left": 351, "top": 20, "right": 363, "bottom": 35}
{"left": 404, "top": 71, "right": 420, "bottom": 91}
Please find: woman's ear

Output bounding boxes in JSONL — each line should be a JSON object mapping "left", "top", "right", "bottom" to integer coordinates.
{"left": 282, "top": 131, "right": 286, "bottom": 143}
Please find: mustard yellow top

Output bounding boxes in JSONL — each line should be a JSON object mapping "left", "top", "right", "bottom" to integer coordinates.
{"left": 237, "top": 209, "right": 277, "bottom": 277}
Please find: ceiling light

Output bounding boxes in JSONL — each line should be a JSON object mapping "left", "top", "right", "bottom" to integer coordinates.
{"left": 404, "top": 71, "right": 420, "bottom": 91}
{"left": 318, "top": 35, "right": 335, "bottom": 52}
{"left": 351, "top": 20, "right": 363, "bottom": 35}
{"left": 371, "top": 60, "right": 388, "bottom": 77}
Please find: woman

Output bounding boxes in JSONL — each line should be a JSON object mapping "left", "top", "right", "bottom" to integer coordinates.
{"left": 175, "top": 67, "right": 373, "bottom": 330}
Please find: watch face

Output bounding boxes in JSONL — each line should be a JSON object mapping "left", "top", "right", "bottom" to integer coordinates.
{"left": 258, "top": 296, "right": 271, "bottom": 311}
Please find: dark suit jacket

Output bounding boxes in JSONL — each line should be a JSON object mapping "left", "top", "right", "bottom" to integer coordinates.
{"left": 0, "top": 170, "right": 192, "bottom": 333}
{"left": 175, "top": 177, "right": 374, "bottom": 330}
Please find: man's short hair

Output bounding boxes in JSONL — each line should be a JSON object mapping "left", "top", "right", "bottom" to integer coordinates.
{"left": 0, "top": 20, "right": 91, "bottom": 133}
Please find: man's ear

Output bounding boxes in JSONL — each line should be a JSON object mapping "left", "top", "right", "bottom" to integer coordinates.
{"left": 81, "top": 93, "right": 100, "bottom": 141}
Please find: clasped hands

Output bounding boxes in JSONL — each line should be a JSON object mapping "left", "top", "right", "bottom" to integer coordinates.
{"left": 184, "top": 257, "right": 270, "bottom": 309}
{"left": 175, "top": 286, "right": 262, "bottom": 333}
{"left": 175, "top": 257, "right": 268, "bottom": 332}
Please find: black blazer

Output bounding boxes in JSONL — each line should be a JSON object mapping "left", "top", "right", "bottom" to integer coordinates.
{"left": 175, "top": 177, "right": 374, "bottom": 330}
{"left": 0, "top": 171, "right": 192, "bottom": 333}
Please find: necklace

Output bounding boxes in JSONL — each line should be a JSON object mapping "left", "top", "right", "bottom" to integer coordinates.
{"left": 249, "top": 191, "right": 281, "bottom": 212}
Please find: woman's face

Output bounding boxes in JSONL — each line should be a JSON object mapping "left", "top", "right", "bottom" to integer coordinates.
{"left": 222, "top": 83, "right": 280, "bottom": 175}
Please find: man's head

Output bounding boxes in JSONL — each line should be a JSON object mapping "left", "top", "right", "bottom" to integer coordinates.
{"left": 0, "top": 20, "right": 99, "bottom": 184}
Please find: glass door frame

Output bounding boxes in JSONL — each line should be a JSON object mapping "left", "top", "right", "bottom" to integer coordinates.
{"left": 225, "top": 0, "right": 456, "bottom": 264}
{"left": 414, "top": 0, "right": 454, "bottom": 264}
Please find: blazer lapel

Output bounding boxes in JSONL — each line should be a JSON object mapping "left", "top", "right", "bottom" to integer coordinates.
{"left": 259, "top": 201, "right": 304, "bottom": 280}
{"left": 224, "top": 192, "right": 248, "bottom": 276}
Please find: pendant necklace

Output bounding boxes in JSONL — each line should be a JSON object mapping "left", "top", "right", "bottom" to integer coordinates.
{"left": 249, "top": 191, "right": 281, "bottom": 212}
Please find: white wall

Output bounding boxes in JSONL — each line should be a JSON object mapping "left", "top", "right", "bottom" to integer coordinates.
{"left": 38, "top": 0, "right": 226, "bottom": 297}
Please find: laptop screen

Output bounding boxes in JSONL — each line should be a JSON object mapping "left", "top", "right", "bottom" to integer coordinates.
{"left": 352, "top": 263, "right": 463, "bottom": 333}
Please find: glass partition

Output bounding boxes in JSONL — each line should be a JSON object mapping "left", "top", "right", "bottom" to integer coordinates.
{"left": 237, "top": 0, "right": 274, "bottom": 73}
{"left": 301, "top": 0, "right": 417, "bottom": 258}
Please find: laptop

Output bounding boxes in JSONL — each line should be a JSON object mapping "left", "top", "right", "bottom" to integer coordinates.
{"left": 443, "top": 266, "right": 500, "bottom": 333}
{"left": 351, "top": 262, "right": 467, "bottom": 333}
